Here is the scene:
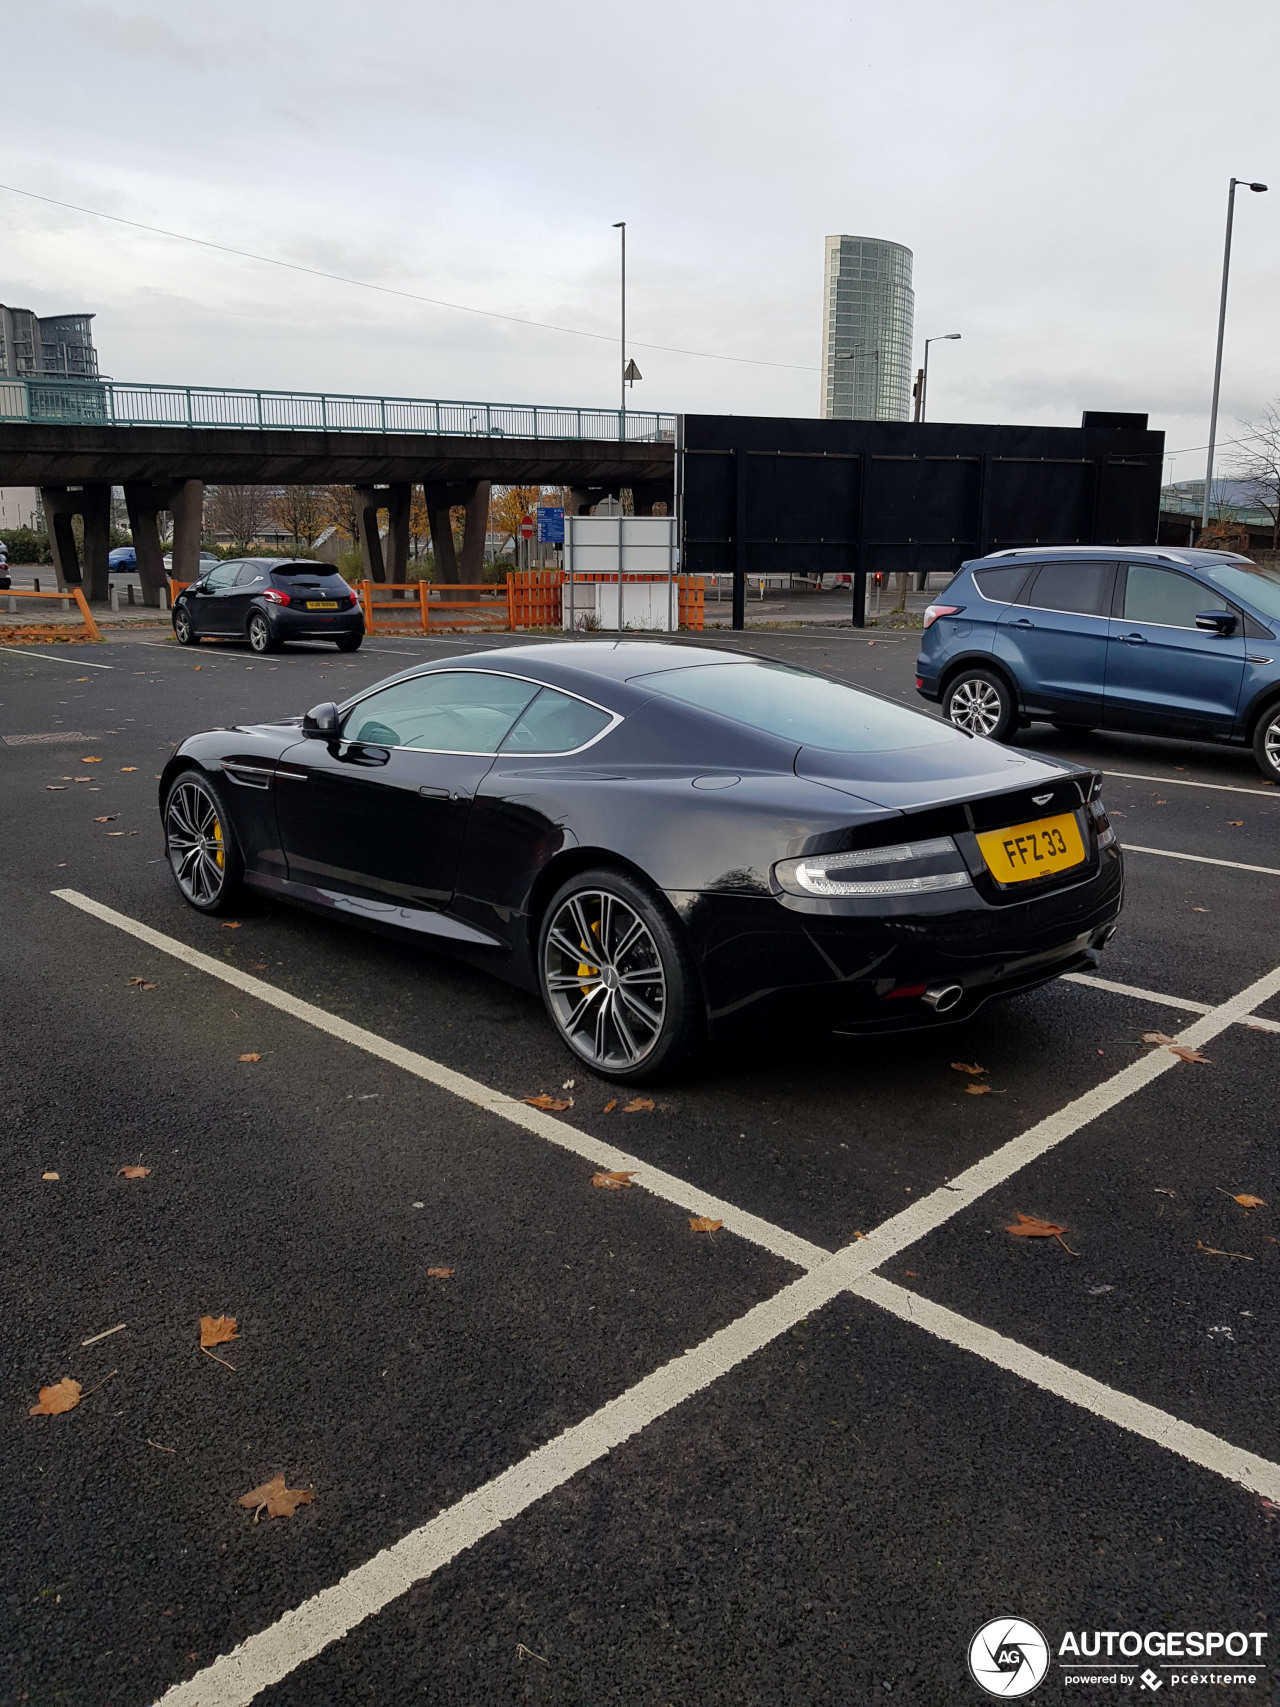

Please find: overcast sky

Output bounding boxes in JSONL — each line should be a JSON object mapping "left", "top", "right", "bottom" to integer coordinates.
{"left": 3, "top": 0, "right": 1276, "bottom": 480}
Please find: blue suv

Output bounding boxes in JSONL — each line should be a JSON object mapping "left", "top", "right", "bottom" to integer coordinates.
{"left": 916, "top": 547, "right": 1280, "bottom": 782}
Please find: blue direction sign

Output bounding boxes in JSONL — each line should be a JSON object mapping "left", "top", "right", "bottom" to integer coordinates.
{"left": 537, "top": 505, "right": 565, "bottom": 545}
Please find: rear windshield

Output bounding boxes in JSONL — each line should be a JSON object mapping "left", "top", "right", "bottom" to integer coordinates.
{"left": 634, "top": 661, "right": 962, "bottom": 752}
{"left": 1198, "top": 560, "right": 1280, "bottom": 621}
{"left": 271, "top": 564, "right": 347, "bottom": 582}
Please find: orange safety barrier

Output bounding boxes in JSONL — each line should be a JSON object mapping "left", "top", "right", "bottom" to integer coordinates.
{"left": 360, "top": 581, "right": 511, "bottom": 634}
{"left": 507, "top": 569, "right": 564, "bottom": 629}
{"left": 168, "top": 579, "right": 191, "bottom": 604}
{"left": 0, "top": 584, "right": 101, "bottom": 643}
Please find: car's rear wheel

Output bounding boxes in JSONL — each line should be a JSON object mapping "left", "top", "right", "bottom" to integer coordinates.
{"left": 247, "top": 612, "right": 278, "bottom": 654}
{"left": 173, "top": 607, "right": 198, "bottom": 645}
{"left": 336, "top": 634, "right": 362, "bottom": 652}
{"left": 163, "top": 771, "right": 245, "bottom": 914}
{"left": 943, "top": 667, "right": 1020, "bottom": 741}
{"left": 538, "top": 866, "right": 703, "bottom": 1083}
{"left": 1253, "top": 702, "right": 1280, "bottom": 782}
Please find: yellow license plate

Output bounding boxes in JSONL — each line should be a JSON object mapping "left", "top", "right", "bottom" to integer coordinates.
{"left": 976, "top": 811, "right": 1086, "bottom": 883}
{"left": 305, "top": 600, "right": 339, "bottom": 609}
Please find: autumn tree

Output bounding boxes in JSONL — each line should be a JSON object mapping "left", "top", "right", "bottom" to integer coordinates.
{"left": 488, "top": 485, "right": 545, "bottom": 550}
{"left": 268, "top": 485, "right": 325, "bottom": 552}
{"left": 317, "top": 484, "right": 360, "bottom": 544}
{"left": 208, "top": 485, "right": 268, "bottom": 552}
{"left": 1231, "top": 404, "right": 1280, "bottom": 549}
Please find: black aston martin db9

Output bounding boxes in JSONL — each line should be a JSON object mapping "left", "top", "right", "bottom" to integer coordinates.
{"left": 159, "top": 641, "right": 1122, "bottom": 1081}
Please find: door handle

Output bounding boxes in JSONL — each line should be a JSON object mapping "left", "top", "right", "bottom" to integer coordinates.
{"left": 1010, "top": 618, "right": 1035, "bottom": 629}
{"left": 418, "top": 785, "right": 450, "bottom": 798}
{"left": 1120, "top": 632, "right": 1147, "bottom": 645}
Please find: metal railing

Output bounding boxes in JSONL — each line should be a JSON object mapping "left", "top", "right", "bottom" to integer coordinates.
{"left": 0, "top": 376, "right": 676, "bottom": 443}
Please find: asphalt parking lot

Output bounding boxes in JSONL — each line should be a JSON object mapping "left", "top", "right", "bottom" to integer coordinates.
{"left": 3, "top": 626, "right": 1278, "bottom": 1707}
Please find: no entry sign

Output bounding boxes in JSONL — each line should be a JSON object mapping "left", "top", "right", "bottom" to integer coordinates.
{"left": 519, "top": 514, "right": 535, "bottom": 540}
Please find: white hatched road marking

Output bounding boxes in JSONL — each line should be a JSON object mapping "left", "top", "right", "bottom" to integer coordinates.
{"left": 1062, "top": 972, "right": 1280, "bottom": 1033}
{"left": 50, "top": 892, "right": 1280, "bottom": 1706}
{"left": 1104, "top": 768, "right": 1277, "bottom": 799}
{"left": 1124, "top": 843, "right": 1280, "bottom": 878}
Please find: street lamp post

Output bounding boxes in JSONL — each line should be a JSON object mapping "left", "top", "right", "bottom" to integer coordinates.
{"left": 918, "top": 333, "right": 961, "bottom": 423}
{"left": 612, "top": 221, "right": 626, "bottom": 432}
{"left": 1202, "top": 178, "right": 1268, "bottom": 532}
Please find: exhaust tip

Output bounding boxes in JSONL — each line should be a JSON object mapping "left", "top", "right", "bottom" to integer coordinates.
{"left": 922, "top": 983, "right": 964, "bottom": 1013}
{"left": 1095, "top": 923, "right": 1118, "bottom": 949}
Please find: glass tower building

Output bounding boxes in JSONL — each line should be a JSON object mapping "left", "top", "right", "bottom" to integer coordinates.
{"left": 820, "top": 236, "right": 914, "bottom": 421}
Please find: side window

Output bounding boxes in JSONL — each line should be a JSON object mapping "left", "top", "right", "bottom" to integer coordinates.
{"left": 500, "top": 687, "right": 614, "bottom": 754}
{"left": 343, "top": 671, "right": 539, "bottom": 752}
{"left": 236, "top": 565, "right": 265, "bottom": 585}
{"left": 1024, "top": 561, "right": 1112, "bottom": 617}
{"left": 1122, "top": 565, "right": 1216, "bottom": 630}
{"left": 973, "top": 564, "right": 1033, "bottom": 603}
{"left": 205, "top": 564, "right": 241, "bottom": 590}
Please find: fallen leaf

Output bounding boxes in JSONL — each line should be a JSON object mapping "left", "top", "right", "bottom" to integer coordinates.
{"left": 200, "top": 1315, "right": 238, "bottom": 1348}
{"left": 118, "top": 1165, "right": 151, "bottom": 1179}
{"left": 222, "top": 921, "right": 241, "bottom": 930}
{"left": 1006, "top": 1212, "right": 1079, "bottom": 1255}
{"left": 689, "top": 1216, "right": 723, "bottom": 1233}
{"left": 106, "top": 831, "right": 124, "bottom": 836}
{"left": 603, "top": 1100, "right": 617, "bottom": 1113}
{"left": 127, "top": 977, "right": 157, "bottom": 990}
{"left": 1226, "top": 1192, "right": 1267, "bottom": 1209}
{"left": 852, "top": 1231, "right": 869, "bottom": 1240}
{"left": 525, "top": 1094, "right": 572, "bottom": 1111}
{"left": 237, "top": 1474, "right": 314, "bottom": 1521}
{"left": 427, "top": 1267, "right": 454, "bottom": 1278}
{"left": 29, "top": 1378, "right": 82, "bottom": 1416}
{"left": 624, "top": 1097, "right": 655, "bottom": 1113}
{"left": 238, "top": 1053, "right": 261, "bottom": 1063}
{"left": 1153, "top": 1187, "right": 1176, "bottom": 1196}
{"left": 93, "top": 814, "right": 119, "bottom": 823}
{"left": 45, "top": 784, "right": 66, "bottom": 791}
{"left": 42, "top": 1171, "right": 59, "bottom": 1181}
{"left": 1227, "top": 820, "right": 1243, "bottom": 826}
{"left": 80, "top": 756, "right": 101, "bottom": 763}
{"left": 965, "top": 1083, "right": 994, "bottom": 1096}
{"left": 121, "top": 766, "right": 137, "bottom": 772}
{"left": 592, "top": 1170, "right": 637, "bottom": 1190}
{"left": 1168, "top": 1045, "right": 1210, "bottom": 1064}
{"left": 561, "top": 1078, "right": 576, "bottom": 1090}
{"left": 1191, "top": 906, "right": 1209, "bottom": 913}
{"left": 903, "top": 1269, "right": 918, "bottom": 1277}
{"left": 1142, "top": 1031, "right": 1177, "bottom": 1045}
{"left": 950, "top": 1061, "right": 986, "bottom": 1076}
{"left": 1197, "top": 1241, "right": 1254, "bottom": 1260}
{"left": 74, "top": 776, "right": 91, "bottom": 781}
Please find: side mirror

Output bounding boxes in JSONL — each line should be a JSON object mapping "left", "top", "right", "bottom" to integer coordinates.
{"left": 1195, "top": 610, "right": 1238, "bottom": 636}
{"left": 302, "top": 701, "right": 340, "bottom": 738}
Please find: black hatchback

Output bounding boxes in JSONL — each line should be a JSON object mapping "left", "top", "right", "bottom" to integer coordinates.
{"left": 172, "top": 558, "right": 364, "bottom": 654}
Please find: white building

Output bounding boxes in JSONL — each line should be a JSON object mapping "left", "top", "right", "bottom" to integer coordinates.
{"left": 0, "top": 486, "right": 41, "bottom": 530}
{"left": 820, "top": 236, "right": 915, "bottom": 421}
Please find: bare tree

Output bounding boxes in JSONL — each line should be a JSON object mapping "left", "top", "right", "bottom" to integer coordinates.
{"left": 1231, "top": 404, "right": 1280, "bottom": 549}
{"left": 268, "top": 485, "right": 325, "bottom": 553}
{"left": 208, "top": 485, "right": 269, "bottom": 552}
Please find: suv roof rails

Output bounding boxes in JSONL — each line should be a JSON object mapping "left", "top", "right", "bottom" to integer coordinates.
{"left": 981, "top": 545, "right": 1192, "bottom": 567}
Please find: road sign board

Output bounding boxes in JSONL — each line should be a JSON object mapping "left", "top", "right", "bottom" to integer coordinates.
{"left": 519, "top": 514, "right": 534, "bottom": 540}
{"left": 537, "top": 506, "right": 565, "bottom": 545}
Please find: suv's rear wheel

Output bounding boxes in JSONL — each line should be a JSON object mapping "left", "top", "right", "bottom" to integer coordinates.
{"left": 1253, "top": 702, "right": 1280, "bottom": 782}
{"left": 943, "top": 667, "right": 1020, "bottom": 741}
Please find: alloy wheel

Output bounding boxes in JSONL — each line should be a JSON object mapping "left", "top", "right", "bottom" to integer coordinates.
{"left": 948, "top": 677, "right": 1004, "bottom": 736}
{"left": 543, "top": 889, "right": 667, "bottom": 1071}
{"left": 1265, "top": 716, "right": 1280, "bottom": 778}
{"left": 248, "top": 615, "right": 270, "bottom": 653}
{"left": 165, "top": 779, "right": 228, "bottom": 906}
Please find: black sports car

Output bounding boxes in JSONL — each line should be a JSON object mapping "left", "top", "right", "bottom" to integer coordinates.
{"left": 159, "top": 641, "right": 1123, "bottom": 1081}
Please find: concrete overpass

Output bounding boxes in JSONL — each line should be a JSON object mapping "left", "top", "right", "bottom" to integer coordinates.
{"left": 0, "top": 379, "right": 676, "bottom": 605}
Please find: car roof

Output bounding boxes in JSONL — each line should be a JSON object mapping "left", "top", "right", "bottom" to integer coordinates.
{"left": 967, "top": 546, "right": 1254, "bottom": 571}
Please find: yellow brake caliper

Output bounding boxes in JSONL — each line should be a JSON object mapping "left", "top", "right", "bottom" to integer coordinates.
{"left": 213, "top": 817, "right": 225, "bottom": 869}
{"left": 577, "top": 918, "right": 601, "bottom": 981}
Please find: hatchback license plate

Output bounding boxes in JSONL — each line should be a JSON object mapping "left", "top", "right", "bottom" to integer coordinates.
{"left": 305, "top": 600, "right": 339, "bottom": 609}
{"left": 976, "top": 811, "right": 1086, "bottom": 883}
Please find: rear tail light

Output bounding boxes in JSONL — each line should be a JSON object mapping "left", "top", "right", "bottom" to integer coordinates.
{"left": 348, "top": 591, "right": 359, "bottom": 606}
{"left": 263, "top": 588, "right": 291, "bottom": 606}
{"left": 773, "top": 836, "right": 973, "bottom": 899}
{"left": 922, "top": 604, "right": 962, "bottom": 630}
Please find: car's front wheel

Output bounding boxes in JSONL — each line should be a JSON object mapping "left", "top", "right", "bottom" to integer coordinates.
{"left": 163, "top": 771, "right": 245, "bottom": 913}
{"left": 247, "top": 612, "right": 278, "bottom": 654}
{"left": 1253, "top": 701, "right": 1280, "bottom": 782}
{"left": 943, "top": 667, "right": 1020, "bottom": 741}
{"left": 173, "top": 606, "right": 198, "bottom": 645}
{"left": 538, "top": 867, "right": 703, "bottom": 1083}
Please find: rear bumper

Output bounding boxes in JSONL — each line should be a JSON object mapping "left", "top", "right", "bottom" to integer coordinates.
{"left": 672, "top": 847, "right": 1124, "bottom": 1039}
{"left": 265, "top": 605, "right": 364, "bottom": 640}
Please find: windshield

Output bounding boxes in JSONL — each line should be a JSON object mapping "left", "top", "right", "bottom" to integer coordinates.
{"left": 272, "top": 564, "right": 346, "bottom": 582}
{"left": 1198, "top": 560, "right": 1280, "bottom": 621}
{"left": 634, "top": 661, "right": 963, "bottom": 752}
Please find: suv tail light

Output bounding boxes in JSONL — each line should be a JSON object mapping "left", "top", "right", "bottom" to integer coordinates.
{"left": 262, "top": 588, "right": 291, "bottom": 606}
{"left": 922, "top": 604, "right": 962, "bottom": 630}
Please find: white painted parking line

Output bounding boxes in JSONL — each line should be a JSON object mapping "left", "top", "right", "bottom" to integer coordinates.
{"left": 0, "top": 647, "right": 113, "bottom": 668}
{"left": 1124, "top": 843, "right": 1280, "bottom": 878}
{"left": 1062, "top": 972, "right": 1280, "bottom": 1033}
{"left": 1104, "top": 769, "right": 1276, "bottom": 799}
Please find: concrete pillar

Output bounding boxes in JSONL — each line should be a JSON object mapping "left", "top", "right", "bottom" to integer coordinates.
{"left": 40, "top": 488, "right": 83, "bottom": 590}
{"left": 124, "top": 483, "right": 180, "bottom": 608}
{"left": 458, "top": 480, "right": 491, "bottom": 582}
{"left": 80, "top": 484, "right": 112, "bottom": 602}
{"left": 382, "top": 483, "right": 411, "bottom": 585}
{"left": 424, "top": 483, "right": 460, "bottom": 584}
{"left": 170, "top": 480, "right": 205, "bottom": 584}
{"left": 354, "top": 486, "right": 386, "bottom": 583}
{"left": 630, "top": 482, "right": 672, "bottom": 517}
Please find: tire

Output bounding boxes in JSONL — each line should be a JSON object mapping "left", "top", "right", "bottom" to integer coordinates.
{"left": 336, "top": 634, "right": 363, "bottom": 652}
{"left": 163, "top": 770, "right": 245, "bottom": 914}
{"left": 173, "top": 607, "right": 198, "bottom": 646}
{"left": 247, "top": 611, "right": 278, "bottom": 654}
{"left": 537, "top": 866, "right": 703, "bottom": 1083}
{"left": 1253, "top": 701, "right": 1280, "bottom": 783}
{"left": 943, "top": 667, "right": 1020, "bottom": 741}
